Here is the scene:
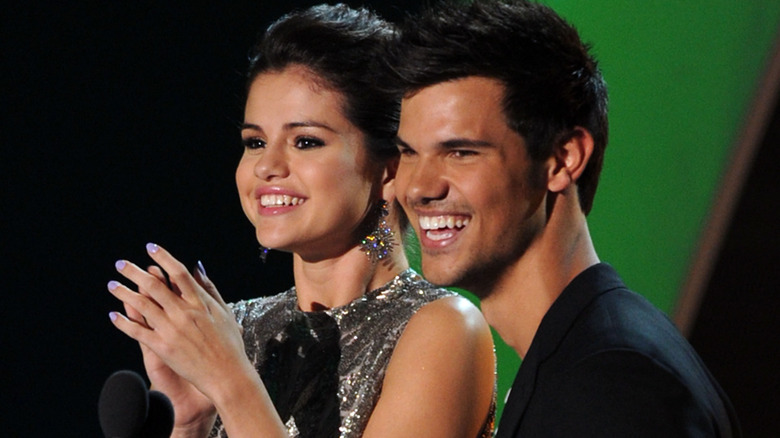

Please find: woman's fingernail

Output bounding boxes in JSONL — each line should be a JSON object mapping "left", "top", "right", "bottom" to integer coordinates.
{"left": 115, "top": 260, "right": 126, "bottom": 271}
{"left": 146, "top": 242, "right": 159, "bottom": 254}
{"left": 108, "top": 280, "right": 120, "bottom": 291}
{"left": 109, "top": 312, "right": 118, "bottom": 322}
{"left": 196, "top": 260, "right": 207, "bottom": 278}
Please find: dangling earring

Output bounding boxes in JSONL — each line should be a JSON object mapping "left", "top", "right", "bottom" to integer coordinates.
{"left": 259, "top": 245, "right": 270, "bottom": 263}
{"left": 360, "top": 200, "right": 395, "bottom": 263}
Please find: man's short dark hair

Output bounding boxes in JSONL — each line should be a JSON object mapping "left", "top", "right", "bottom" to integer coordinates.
{"left": 391, "top": 0, "right": 608, "bottom": 213}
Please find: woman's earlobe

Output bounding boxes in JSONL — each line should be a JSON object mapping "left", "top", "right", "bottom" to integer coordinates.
{"left": 381, "top": 159, "right": 399, "bottom": 201}
{"left": 382, "top": 177, "right": 396, "bottom": 202}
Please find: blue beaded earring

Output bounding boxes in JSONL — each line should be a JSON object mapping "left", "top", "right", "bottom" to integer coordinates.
{"left": 259, "top": 245, "right": 270, "bottom": 263}
{"left": 360, "top": 200, "right": 395, "bottom": 263}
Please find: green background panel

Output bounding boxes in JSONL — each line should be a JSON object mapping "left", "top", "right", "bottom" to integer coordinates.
{"left": 408, "top": 1, "right": 780, "bottom": 422}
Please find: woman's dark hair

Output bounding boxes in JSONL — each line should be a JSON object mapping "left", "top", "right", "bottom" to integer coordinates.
{"left": 390, "top": 0, "right": 609, "bottom": 214}
{"left": 248, "top": 4, "right": 400, "bottom": 163}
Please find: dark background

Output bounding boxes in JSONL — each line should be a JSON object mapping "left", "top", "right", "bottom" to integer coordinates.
{"left": 688, "top": 93, "right": 780, "bottom": 436}
{"left": 3, "top": 1, "right": 418, "bottom": 435}
{"left": 3, "top": 1, "right": 777, "bottom": 436}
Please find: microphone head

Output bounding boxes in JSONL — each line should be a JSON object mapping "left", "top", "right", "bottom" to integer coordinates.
{"left": 143, "top": 390, "right": 175, "bottom": 437}
{"left": 98, "top": 370, "right": 149, "bottom": 438}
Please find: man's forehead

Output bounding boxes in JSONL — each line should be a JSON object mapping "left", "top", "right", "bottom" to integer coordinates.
{"left": 398, "top": 77, "right": 510, "bottom": 144}
{"left": 402, "top": 76, "right": 505, "bottom": 104}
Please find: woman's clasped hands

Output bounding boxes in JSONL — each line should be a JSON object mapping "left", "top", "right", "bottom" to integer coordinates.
{"left": 107, "top": 243, "right": 254, "bottom": 434}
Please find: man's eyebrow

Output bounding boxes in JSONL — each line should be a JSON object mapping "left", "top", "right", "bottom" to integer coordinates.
{"left": 394, "top": 136, "right": 493, "bottom": 149}
{"left": 440, "top": 138, "right": 492, "bottom": 149}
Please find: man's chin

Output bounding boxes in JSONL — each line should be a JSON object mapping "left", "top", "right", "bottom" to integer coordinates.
{"left": 419, "top": 260, "right": 458, "bottom": 287}
{"left": 422, "top": 259, "right": 497, "bottom": 299}
{"left": 420, "top": 259, "right": 470, "bottom": 289}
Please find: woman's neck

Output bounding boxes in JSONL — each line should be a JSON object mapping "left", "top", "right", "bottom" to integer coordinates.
{"left": 292, "top": 245, "right": 409, "bottom": 311}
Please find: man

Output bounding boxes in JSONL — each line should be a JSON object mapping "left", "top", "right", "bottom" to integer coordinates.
{"left": 390, "top": 1, "right": 740, "bottom": 436}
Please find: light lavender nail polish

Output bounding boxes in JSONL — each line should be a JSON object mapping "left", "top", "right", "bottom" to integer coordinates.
{"left": 146, "top": 242, "right": 159, "bottom": 254}
{"left": 115, "top": 260, "right": 126, "bottom": 271}
{"left": 108, "top": 280, "right": 120, "bottom": 291}
{"left": 109, "top": 312, "right": 118, "bottom": 322}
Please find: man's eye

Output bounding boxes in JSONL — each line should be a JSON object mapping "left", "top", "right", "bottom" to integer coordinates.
{"left": 452, "top": 149, "right": 477, "bottom": 158}
{"left": 242, "top": 138, "right": 266, "bottom": 149}
{"left": 295, "top": 137, "right": 325, "bottom": 149}
{"left": 398, "top": 146, "right": 416, "bottom": 156}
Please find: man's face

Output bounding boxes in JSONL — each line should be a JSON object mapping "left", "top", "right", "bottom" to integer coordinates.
{"left": 395, "top": 76, "right": 548, "bottom": 294}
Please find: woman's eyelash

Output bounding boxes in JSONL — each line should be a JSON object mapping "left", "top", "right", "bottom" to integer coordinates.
{"left": 295, "top": 136, "right": 325, "bottom": 149}
{"left": 241, "top": 136, "right": 324, "bottom": 150}
{"left": 242, "top": 138, "right": 266, "bottom": 149}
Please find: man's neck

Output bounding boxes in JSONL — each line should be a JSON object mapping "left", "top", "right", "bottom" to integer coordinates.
{"left": 480, "top": 210, "right": 599, "bottom": 358}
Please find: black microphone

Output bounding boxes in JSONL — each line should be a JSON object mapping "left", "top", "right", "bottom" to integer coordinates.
{"left": 98, "top": 370, "right": 175, "bottom": 438}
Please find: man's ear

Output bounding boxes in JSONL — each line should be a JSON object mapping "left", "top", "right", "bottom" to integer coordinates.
{"left": 381, "top": 157, "right": 399, "bottom": 201}
{"left": 547, "top": 127, "right": 594, "bottom": 193}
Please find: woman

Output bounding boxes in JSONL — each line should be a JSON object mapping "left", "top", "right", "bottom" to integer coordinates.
{"left": 107, "top": 4, "right": 495, "bottom": 437}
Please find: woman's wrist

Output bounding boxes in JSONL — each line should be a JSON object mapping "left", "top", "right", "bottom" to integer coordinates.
{"left": 210, "top": 364, "right": 288, "bottom": 438}
{"left": 170, "top": 414, "right": 217, "bottom": 438}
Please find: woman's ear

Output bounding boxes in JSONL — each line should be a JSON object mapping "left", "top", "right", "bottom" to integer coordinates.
{"left": 381, "top": 157, "right": 399, "bottom": 202}
{"left": 547, "top": 127, "right": 594, "bottom": 193}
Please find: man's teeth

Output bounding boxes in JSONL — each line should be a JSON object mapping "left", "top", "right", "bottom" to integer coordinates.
{"left": 260, "top": 194, "right": 305, "bottom": 207}
{"left": 419, "top": 215, "right": 469, "bottom": 230}
{"left": 427, "top": 229, "right": 455, "bottom": 241}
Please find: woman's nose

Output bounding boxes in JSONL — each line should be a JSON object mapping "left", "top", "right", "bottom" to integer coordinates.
{"left": 253, "top": 144, "right": 289, "bottom": 180}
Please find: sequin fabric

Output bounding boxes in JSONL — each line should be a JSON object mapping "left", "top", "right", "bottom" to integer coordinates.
{"left": 210, "top": 269, "right": 494, "bottom": 438}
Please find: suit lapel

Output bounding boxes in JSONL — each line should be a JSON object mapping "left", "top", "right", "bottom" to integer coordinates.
{"left": 494, "top": 351, "right": 538, "bottom": 437}
{"left": 494, "top": 264, "right": 626, "bottom": 437}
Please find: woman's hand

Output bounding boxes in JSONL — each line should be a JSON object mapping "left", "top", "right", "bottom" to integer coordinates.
{"left": 122, "top": 265, "right": 216, "bottom": 434}
{"left": 107, "top": 243, "right": 251, "bottom": 434}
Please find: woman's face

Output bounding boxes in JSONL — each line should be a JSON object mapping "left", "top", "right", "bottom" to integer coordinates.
{"left": 236, "top": 66, "right": 382, "bottom": 261}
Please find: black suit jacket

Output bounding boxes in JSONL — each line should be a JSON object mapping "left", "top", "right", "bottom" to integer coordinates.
{"left": 496, "top": 264, "right": 740, "bottom": 437}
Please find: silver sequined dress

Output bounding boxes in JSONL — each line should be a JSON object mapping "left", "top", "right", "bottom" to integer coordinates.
{"left": 210, "top": 269, "right": 466, "bottom": 438}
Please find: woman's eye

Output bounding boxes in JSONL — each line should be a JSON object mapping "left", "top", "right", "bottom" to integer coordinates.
{"left": 295, "top": 137, "right": 325, "bottom": 149}
{"left": 242, "top": 138, "right": 266, "bottom": 150}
